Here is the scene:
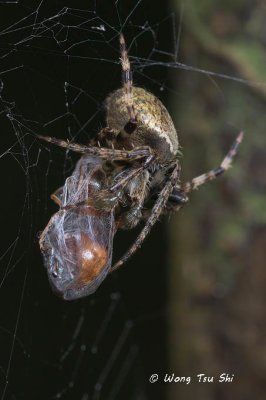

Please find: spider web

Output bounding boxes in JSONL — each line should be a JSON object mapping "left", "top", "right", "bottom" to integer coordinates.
{"left": 0, "top": 1, "right": 264, "bottom": 399}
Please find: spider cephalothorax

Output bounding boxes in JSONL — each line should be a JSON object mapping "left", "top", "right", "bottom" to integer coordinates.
{"left": 39, "top": 34, "right": 243, "bottom": 299}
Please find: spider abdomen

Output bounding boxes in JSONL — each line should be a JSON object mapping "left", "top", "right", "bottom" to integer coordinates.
{"left": 105, "top": 87, "right": 179, "bottom": 159}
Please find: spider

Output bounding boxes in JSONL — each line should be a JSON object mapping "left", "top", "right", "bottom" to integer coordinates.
{"left": 39, "top": 34, "right": 243, "bottom": 299}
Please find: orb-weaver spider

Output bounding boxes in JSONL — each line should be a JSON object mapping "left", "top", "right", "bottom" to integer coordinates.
{"left": 39, "top": 34, "right": 243, "bottom": 300}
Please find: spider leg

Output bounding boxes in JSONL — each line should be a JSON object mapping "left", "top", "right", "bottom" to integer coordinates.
{"left": 38, "top": 134, "right": 151, "bottom": 161}
{"left": 116, "top": 171, "right": 149, "bottom": 230}
{"left": 179, "top": 131, "right": 243, "bottom": 193}
{"left": 161, "top": 188, "right": 189, "bottom": 214}
{"left": 119, "top": 33, "right": 137, "bottom": 134}
{"left": 109, "top": 153, "right": 156, "bottom": 192}
{"left": 110, "top": 162, "right": 180, "bottom": 273}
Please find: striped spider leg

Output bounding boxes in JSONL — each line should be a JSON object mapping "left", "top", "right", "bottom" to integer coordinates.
{"left": 110, "top": 131, "right": 243, "bottom": 272}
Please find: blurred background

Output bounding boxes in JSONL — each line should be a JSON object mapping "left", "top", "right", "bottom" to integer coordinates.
{"left": 0, "top": 0, "right": 265, "bottom": 399}
{"left": 168, "top": 1, "right": 266, "bottom": 399}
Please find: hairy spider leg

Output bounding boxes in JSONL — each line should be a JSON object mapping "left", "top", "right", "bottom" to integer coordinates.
{"left": 109, "top": 153, "right": 157, "bottom": 192}
{"left": 119, "top": 33, "right": 137, "bottom": 134}
{"left": 116, "top": 171, "right": 150, "bottom": 230}
{"left": 110, "top": 162, "right": 180, "bottom": 272}
{"left": 178, "top": 131, "right": 243, "bottom": 193}
{"left": 38, "top": 134, "right": 151, "bottom": 161}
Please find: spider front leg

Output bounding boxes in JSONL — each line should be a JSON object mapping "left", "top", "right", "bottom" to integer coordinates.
{"left": 38, "top": 134, "right": 151, "bottom": 161}
{"left": 140, "top": 187, "right": 189, "bottom": 220}
{"left": 161, "top": 188, "right": 189, "bottom": 214}
{"left": 116, "top": 170, "right": 150, "bottom": 230}
{"left": 97, "top": 155, "right": 154, "bottom": 220}
{"left": 110, "top": 162, "right": 180, "bottom": 272}
{"left": 109, "top": 153, "right": 156, "bottom": 192}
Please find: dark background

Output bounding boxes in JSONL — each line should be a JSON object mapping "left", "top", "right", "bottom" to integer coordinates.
{"left": 0, "top": 1, "right": 171, "bottom": 399}
{"left": 0, "top": 1, "right": 266, "bottom": 399}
